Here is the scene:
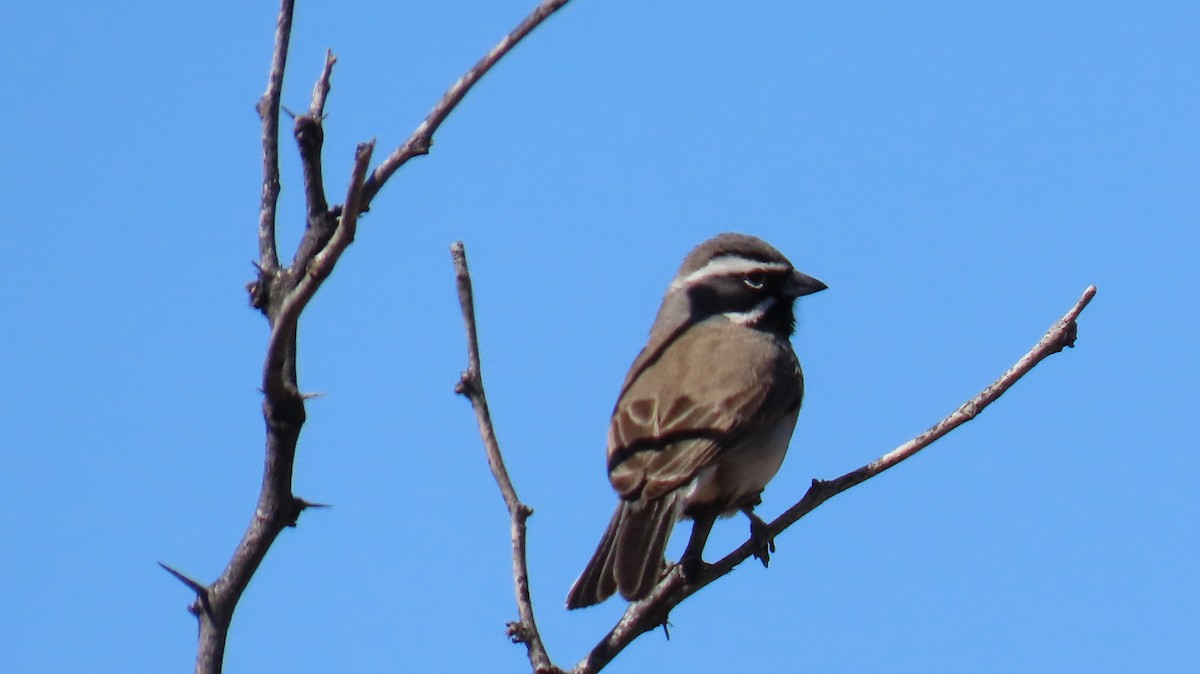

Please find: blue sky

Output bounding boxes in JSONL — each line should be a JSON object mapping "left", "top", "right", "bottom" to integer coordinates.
{"left": 1, "top": 1, "right": 1196, "bottom": 672}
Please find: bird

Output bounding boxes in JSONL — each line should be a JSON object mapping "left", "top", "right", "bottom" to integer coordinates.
{"left": 565, "top": 232, "right": 826, "bottom": 609}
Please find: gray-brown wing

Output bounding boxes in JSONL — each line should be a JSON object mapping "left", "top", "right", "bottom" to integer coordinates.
{"left": 606, "top": 320, "right": 802, "bottom": 501}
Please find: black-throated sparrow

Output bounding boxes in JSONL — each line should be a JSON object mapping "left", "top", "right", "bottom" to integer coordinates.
{"left": 566, "top": 233, "right": 826, "bottom": 609}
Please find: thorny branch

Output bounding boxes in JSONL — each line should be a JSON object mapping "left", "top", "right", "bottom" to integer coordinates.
{"left": 162, "top": 1, "right": 573, "bottom": 673}
{"left": 451, "top": 261, "right": 1096, "bottom": 674}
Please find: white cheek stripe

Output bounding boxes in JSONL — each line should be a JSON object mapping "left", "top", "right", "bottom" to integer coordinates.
{"left": 725, "top": 296, "right": 777, "bottom": 325}
{"left": 669, "top": 256, "right": 790, "bottom": 292}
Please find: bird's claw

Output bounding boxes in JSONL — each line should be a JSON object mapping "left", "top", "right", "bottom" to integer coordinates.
{"left": 747, "top": 513, "right": 776, "bottom": 568}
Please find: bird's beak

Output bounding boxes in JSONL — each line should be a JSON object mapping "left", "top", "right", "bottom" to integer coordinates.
{"left": 785, "top": 270, "right": 828, "bottom": 297}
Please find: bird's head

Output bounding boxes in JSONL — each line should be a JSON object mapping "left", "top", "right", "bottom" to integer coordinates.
{"left": 664, "top": 233, "right": 827, "bottom": 336}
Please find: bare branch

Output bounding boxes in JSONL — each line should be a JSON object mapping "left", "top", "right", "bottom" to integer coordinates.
{"left": 360, "top": 0, "right": 575, "bottom": 210}
{"left": 254, "top": 0, "right": 294, "bottom": 273}
{"left": 294, "top": 113, "right": 329, "bottom": 227}
{"left": 179, "top": 1, "right": 581, "bottom": 671}
{"left": 765, "top": 284, "right": 1098, "bottom": 534}
{"left": 568, "top": 285, "right": 1099, "bottom": 673}
{"left": 266, "top": 141, "right": 375, "bottom": 394}
{"left": 309, "top": 143, "right": 374, "bottom": 275}
{"left": 184, "top": 141, "right": 375, "bottom": 674}
{"left": 175, "top": 3, "right": 301, "bottom": 671}
{"left": 452, "top": 242, "right": 562, "bottom": 674}
{"left": 288, "top": 50, "right": 339, "bottom": 228}
{"left": 310, "top": 49, "right": 337, "bottom": 118}
{"left": 275, "top": 51, "right": 342, "bottom": 279}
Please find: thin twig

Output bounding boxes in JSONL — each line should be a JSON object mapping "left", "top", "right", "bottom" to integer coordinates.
{"left": 290, "top": 51, "right": 338, "bottom": 225}
{"left": 774, "top": 284, "right": 1097, "bottom": 511}
{"left": 570, "top": 285, "right": 1099, "bottom": 673}
{"left": 360, "top": 0, "right": 575, "bottom": 210}
{"left": 452, "top": 242, "right": 562, "bottom": 674}
{"left": 254, "top": 0, "right": 294, "bottom": 273}
{"left": 310, "top": 49, "right": 337, "bottom": 118}
{"left": 309, "top": 143, "right": 373, "bottom": 274}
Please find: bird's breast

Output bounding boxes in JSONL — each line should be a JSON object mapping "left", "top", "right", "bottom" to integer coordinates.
{"left": 683, "top": 405, "right": 799, "bottom": 515}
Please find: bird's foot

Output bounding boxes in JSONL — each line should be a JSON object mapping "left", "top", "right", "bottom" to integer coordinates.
{"left": 744, "top": 509, "right": 776, "bottom": 568}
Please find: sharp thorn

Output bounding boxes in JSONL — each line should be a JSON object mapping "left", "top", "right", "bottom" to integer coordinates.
{"left": 158, "top": 561, "right": 207, "bottom": 596}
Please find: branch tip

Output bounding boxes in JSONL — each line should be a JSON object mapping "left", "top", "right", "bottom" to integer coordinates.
{"left": 309, "top": 48, "right": 337, "bottom": 117}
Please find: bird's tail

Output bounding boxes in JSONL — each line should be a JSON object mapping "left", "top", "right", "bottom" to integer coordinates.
{"left": 565, "top": 493, "right": 681, "bottom": 609}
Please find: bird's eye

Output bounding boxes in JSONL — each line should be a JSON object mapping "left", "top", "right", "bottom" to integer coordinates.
{"left": 743, "top": 273, "right": 766, "bottom": 290}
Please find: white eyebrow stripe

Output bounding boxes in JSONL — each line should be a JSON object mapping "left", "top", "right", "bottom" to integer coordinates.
{"left": 669, "top": 256, "right": 790, "bottom": 291}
